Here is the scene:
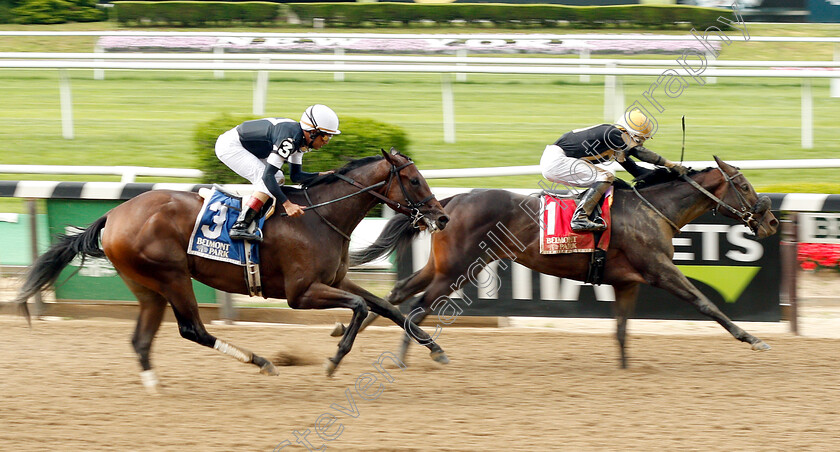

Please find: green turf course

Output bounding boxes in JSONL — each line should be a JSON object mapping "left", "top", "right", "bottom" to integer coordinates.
{"left": 0, "top": 23, "right": 838, "bottom": 214}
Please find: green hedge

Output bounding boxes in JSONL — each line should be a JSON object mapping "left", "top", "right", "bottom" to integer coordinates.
{"left": 112, "top": 2, "right": 729, "bottom": 29}
{"left": 113, "top": 1, "right": 280, "bottom": 26}
{"left": 194, "top": 114, "right": 410, "bottom": 185}
{"left": 287, "top": 3, "right": 728, "bottom": 29}
{"left": 10, "top": 0, "right": 105, "bottom": 24}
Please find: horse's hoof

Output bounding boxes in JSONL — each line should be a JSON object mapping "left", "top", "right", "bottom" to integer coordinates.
{"left": 330, "top": 322, "right": 346, "bottom": 337}
{"left": 430, "top": 349, "right": 449, "bottom": 365}
{"left": 752, "top": 340, "right": 771, "bottom": 351}
{"left": 140, "top": 370, "right": 162, "bottom": 396}
{"left": 260, "top": 361, "right": 280, "bottom": 376}
{"left": 325, "top": 358, "right": 338, "bottom": 378}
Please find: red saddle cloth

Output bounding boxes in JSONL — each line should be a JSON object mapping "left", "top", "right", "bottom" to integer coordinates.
{"left": 540, "top": 189, "right": 612, "bottom": 254}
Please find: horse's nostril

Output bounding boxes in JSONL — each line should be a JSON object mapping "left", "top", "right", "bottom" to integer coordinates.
{"left": 437, "top": 215, "right": 450, "bottom": 230}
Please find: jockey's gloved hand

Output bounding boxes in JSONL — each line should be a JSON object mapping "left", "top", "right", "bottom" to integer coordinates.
{"left": 665, "top": 161, "right": 689, "bottom": 176}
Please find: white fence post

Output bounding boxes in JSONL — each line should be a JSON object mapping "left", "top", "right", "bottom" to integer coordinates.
{"left": 94, "top": 44, "right": 104, "bottom": 80}
{"left": 832, "top": 44, "right": 840, "bottom": 98}
{"left": 456, "top": 49, "right": 467, "bottom": 82}
{"left": 441, "top": 74, "right": 456, "bottom": 144}
{"left": 603, "top": 63, "right": 616, "bottom": 122}
{"left": 579, "top": 48, "right": 590, "bottom": 83}
{"left": 334, "top": 47, "right": 345, "bottom": 82}
{"left": 706, "top": 50, "right": 717, "bottom": 85}
{"left": 213, "top": 46, "right": 225, "bottom": 79}
{"left": 253, "top": 58, "right": 268, "bottom": 116}
{"left": 59, "top": 69, "right": 74, "bottom": 140}
{"left": 801, "top": 78, "right": 813, "bottom": 149}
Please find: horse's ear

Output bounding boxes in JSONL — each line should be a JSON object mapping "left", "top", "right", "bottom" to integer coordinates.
{"left": 713, "top": 155, "right": 735, "bottom": 174}
{"left": 381, "top": 148, "right": 395, "bottom": 163}
{"left": 389, "top": 147, "right": 398, "bottom": 155}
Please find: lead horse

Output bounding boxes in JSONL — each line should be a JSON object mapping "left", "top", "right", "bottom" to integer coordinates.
{"left": 344, "top": 156, "right": 779, "bottom": 368}
{"left": 14, "top": 149, "right": 450, "bottom": 392}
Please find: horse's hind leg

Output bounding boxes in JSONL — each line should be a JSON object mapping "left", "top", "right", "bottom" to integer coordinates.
{"left": 611, "top": 283, "right": 640, "bottom": 369}
{"left": 122, "top": 277, "right": 168, "bottom": 394}
{"left": 164, "top": 278, "right": 280, "bottom": 377}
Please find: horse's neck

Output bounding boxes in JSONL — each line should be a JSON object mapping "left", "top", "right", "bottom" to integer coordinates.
{"left": 640, "top": 177, "right": 718, "bottom": 229}
{"left": 303, "top": 175, "right": 382, "bottom": 236}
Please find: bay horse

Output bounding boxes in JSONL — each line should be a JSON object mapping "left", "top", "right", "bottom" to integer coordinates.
{"left": 14, "top": 149, "right": 450, "bottom": 393}
{"left": 341, "top": 156, "right": 779, "bottom": 368}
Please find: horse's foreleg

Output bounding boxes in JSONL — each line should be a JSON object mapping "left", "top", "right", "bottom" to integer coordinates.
{"left": 338, "top": 279, "right": 448, "bottom": 365}
{"left": 386, "top": 265, "right": 436, "bottom": 305}
{"left": 166, "top": 282, "right": 279, "bottom": 377}
{"left": 291, "top": 282, "right": 370, "bottom": 377}
{"left": 611, "top": 283, "right": 640, "bottom": 369}
{"left": 649, "top": 263, "right": 770, "bottom": 351}
{"left": 330, "top": 265, "right": 436, "bottom": 338}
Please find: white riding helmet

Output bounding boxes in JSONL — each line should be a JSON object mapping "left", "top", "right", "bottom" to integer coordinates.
{"left": 300, "top": 104, "right": 341, "bottom": 135}
{"left": 616, "top": 109, "right": 654, "bottom": 140}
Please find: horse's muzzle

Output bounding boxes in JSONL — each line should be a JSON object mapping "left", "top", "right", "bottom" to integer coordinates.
{"left": 420, "top": 213, "right": 449, "bottom": 233}
{"left": 748, "top": 197, "right": 778, "bottom": 239}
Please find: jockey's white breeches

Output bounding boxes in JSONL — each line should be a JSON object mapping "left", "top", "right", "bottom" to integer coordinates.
{"left": 539, "top": 145, "right": 613, "bottom": 188}
{"left": 215, "top": 128, "right": 284, "bottom": 196}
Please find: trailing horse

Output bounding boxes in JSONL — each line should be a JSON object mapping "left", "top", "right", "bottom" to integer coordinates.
{"left": 343, "top": 156, "right": 779, "bottom": 368}
{"left": 14, "top": 149, "right": 451, "bottom": 393}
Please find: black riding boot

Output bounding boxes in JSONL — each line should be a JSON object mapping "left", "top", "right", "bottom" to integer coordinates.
{"left": 229, "top": 206, "right": 263, "bottom": 242}
{"left": 570, "top": 182, "right": 611, "bottom": 232}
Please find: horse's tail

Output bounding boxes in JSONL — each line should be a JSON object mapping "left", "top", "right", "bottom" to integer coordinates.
{"left": 349, "top": 195, "right": 456, "bottom": 267}
{"left": 15, "top": 216, "right": 108, "bottom": 325}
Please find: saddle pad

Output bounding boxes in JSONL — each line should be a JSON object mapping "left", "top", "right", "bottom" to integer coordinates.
{"left": 539, "top": 189, "right": 612, "bottom": 254}
{"left": 187, "top": 188, "right": 264, "bottom": 266}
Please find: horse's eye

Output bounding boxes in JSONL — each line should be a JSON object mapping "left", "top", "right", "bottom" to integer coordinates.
{"left": 410, "top": 178, "right": 420, "bottom": 186}
{"left": 740, "top": 184, "right": 749, "bottom": 191}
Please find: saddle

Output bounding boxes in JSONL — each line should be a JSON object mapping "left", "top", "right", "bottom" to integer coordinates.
{"left": 188, "top": 187, "right": 266, "bottom": 297}
{"left": 539, "top": 190, "right": 613, "bottom": 285}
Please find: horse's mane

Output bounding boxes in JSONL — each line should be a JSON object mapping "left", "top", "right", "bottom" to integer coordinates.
{"left": 281, "top": 155, "right": 386, "bottom": 196}
{"left": 614, "top": 166, "right": 714, "bottom": 190}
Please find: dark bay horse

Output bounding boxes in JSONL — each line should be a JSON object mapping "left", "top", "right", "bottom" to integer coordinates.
{"left": 14, "top": 149, "right": 450, "bottom": 393}
{"left": 342, "top": 156, "right": 779, "bottom": 368}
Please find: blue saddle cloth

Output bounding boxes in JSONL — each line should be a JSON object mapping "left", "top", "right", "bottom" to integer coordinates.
{"left": 187, "top": 189, "right": 265, "bottom": 266}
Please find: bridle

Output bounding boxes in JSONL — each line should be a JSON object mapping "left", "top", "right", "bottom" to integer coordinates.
{"left": 334, "top": 158, "right": 436, "bottom": 228}
{"left": 296, "top": 157, "right": 437, "bottom": 240}
{"left": 631, "top": 167, "right": 771, "bottom": 235}
{"left": 681, "top": 168, "right": 771, "bottom": 235}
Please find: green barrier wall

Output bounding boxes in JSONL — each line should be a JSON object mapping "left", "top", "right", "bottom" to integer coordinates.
{"left": 0, "top": 214, "right": 49, "bottom": 266}
{"left": 46, "top": 199, "right": 217, "bottom": 303}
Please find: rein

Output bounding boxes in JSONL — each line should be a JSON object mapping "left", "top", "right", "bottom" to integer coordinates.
{"left": 287, "top": 158, "right": 436, "bottom": 239}
{"left": 681, "top": 169, "right": 756, "bottom": 223}
{"left": 630, "top": 184, "right": 680, "bottom": 233}
{"left": 631, "top": 168, "right": 764, "bottom": 234}
{"left": 334, "top": 160, "right": 436, "bottom": 227}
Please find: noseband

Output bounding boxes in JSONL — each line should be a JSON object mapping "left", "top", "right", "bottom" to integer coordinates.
{"left": 681, "top": 169, "right": 770, "bottom": 234}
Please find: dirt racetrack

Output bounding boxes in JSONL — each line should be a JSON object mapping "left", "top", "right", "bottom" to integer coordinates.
{"left": 2, "top": 315, "right": 840, "bottom": 451}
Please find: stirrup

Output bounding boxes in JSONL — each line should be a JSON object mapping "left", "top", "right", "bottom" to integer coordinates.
{"left": 229, "top": 226, "right": 263, "bottom": 242}
{"left": 570, "top": 216, "right": 606, "bottom": 232}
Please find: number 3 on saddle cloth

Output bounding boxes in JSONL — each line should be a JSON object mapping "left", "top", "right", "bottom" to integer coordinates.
{"left": 540, "top": 188, "right": 613, "bottom": 284}
{"left": 187, "top": 188, "right": 265, "bottom": 266}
